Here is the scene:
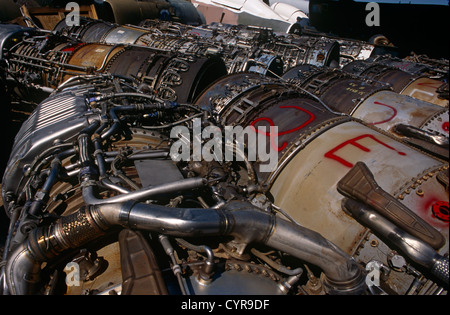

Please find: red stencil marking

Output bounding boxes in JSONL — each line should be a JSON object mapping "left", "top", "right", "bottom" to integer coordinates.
{"left": 324, "top": 134, "right": 406, "bottom": 168}
{"left": 251, "top": 105, "right": 315, "bottom": 152}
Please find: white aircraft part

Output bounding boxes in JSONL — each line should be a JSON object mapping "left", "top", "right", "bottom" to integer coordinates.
{"left": 270, "top": 2, "right": 308, "bottom": 23}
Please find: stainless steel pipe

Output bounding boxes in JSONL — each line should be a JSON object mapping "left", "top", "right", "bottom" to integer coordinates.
{"left": 6, "top": 201, "right": 366, "bottom": 295}
{"left": 343, "top": 198, "right": 449, "bottom": 285}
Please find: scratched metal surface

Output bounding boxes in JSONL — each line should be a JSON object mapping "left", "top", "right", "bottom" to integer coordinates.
{"left": 269, "top": 120, "right": 447, "bottom": 254}
{"left": 401, "top": 77, "right": 449, "bottom": 107}
{"left": 354, "top": 90, "right": 448, "bottom": 135}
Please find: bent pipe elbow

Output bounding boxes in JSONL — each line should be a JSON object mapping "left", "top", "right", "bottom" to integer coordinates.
{"left": 7, "top": 201, "right": 365, "bottom": 295}
{"left": 5, "top": 242, "right": 43, "bottom": 295}
{"left": 110, "top": 201, "right": 365, "bottom": 293}
{"left": 265, "top": 217, "right": 366, "bottom": 295}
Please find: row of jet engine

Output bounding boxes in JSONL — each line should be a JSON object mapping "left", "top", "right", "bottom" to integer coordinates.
{"left": 0, "top": 18, "right": 448, "bottom": 295}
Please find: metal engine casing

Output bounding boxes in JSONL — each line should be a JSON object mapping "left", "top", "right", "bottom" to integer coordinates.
{"left": 2, "top": 86, "right": 94, "bottom": 201}
{"left": 0, "top": 18, "right": 448, "bottom": 296}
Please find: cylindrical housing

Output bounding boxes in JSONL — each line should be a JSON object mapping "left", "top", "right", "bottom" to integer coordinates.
{"left": 354, "top": 90, "right": 449, "bottom": 136}
{"left": 63, "top": 43, "right": 125, "bottom": 81}
{"left": 343, "top": 60, "right": 448, "bottom": 107}
{"left": 269, "top": 120, "right": 448, "bottom": 253}
{"left": 102, "top": 26, "right": 149, "bottom": 45}
{"left": 196, "top": 73, "right": 449, "bottom": 255}
{"left": 401, "top": 77, "right": 449, "bottom": 107}
{"left": 284, "top": 67, "right": 449, "bottom": 141}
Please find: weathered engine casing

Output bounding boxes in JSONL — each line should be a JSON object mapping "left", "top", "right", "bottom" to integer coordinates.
{"left": 269, "top": 121, "right": 448, "bottom": 253}
{"left": 63, "top": 43, "right": 125, "bottom": 80}
{"left": 354, "top": 90, "right": 449, "bottom": 136}
{"left": 195, "top": 73, "right": 449, "bottom": 256}
{"left": 102, "top": 26, "right": 149, "bottom": 45}
{"left": 284, "top": 66, "right": 449, "bottom": 142}
{"left": 400, "top": 77, "right": 449, "bottom": 108}
{"left": 62, "top": 43, "right": 227, "bottom": 103}
{"left": 343, "top": 60, "right": 448, "bottom": 107}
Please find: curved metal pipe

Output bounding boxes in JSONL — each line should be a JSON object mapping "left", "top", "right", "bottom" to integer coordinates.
{"left": 343, "top": 198, "right": 449, "bottom": 285}
{"left": 97, "top": 102, "right": 164, "bottom": 140}
{"left": 74, "top": 115, "right": 206, "bottom": 206}
{"left": 263, "top": 213, "right": 365, "bottom": 295}
{"left": 176, "top": 238, "right": 215, "bottom": 276}
{"left": 6, "top": 201, "right": 366, "bottom": 295}
{"left": 27, "top": 158, "right": 61, "bottom": 216}
{"left": 78, "top": 120, "right": 101, "bottom": 167}
{"left": 4, "top": 242, "right": 42, "bottom": 295}
{"left": 81, "top": 177, "right": 206, "bottom": 205}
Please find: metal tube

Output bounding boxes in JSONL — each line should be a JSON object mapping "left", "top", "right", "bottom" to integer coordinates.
{"left": 175, "top": 238, "right": 215, "bottom": 275}
{"left": 264, "top": 214, "right": 366, "bottom": 294}
{"left": 100, "top": 103, "right": 162, "bottom": 140}
{"left": 159, "top": 235, "right": 189, "bottom": 295}
{"left": 98, "top": 201, "right": 366, "bottom": 293}
{"left": 27, "top": 158, "right": 61, "bottom": 216}
{"left": 78, "top": 120, "right": 100, "bottom": 166}
{"left": 4, "top": 242, "right": 42, "bottom": 295}
{"left": 81, "top": 177, "right": 206, "bottom": 205}
{"left": 343, "top": 198, "right": 449, "bottom": 285}
{"left": 6, "top": 201, "right": 366, "bottom": 295}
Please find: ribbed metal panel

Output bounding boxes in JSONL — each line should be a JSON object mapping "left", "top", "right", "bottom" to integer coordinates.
{"left": 3, "top": 89, "right": 90, "bottom": 196}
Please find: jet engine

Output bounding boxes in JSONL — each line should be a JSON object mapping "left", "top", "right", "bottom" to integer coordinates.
{"left": 283, "top": 65, "right": 449, "bottom": 159}
{"left": 0, "top": 18, "right": 448, "bottom": 296}
{"left": 1, "top": 71, "right": 448, "bottom": 295}
{"left": 343, "top": 58, "right": 449, "bottom": 108}
{"left": 0, "top": 24, "right": 227, "bottom": 108}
